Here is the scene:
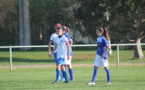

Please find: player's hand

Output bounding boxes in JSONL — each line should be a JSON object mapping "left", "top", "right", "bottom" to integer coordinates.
{"left": 48, "top": 52, "right": 52, "bottom": 57}
{"left": 67, "top": 56, "right": 70, "bottom": 60}
{"left": 101, "top": 54, "right": 104, "bottom": 59}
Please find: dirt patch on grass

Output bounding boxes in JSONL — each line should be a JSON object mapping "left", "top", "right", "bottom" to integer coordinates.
{"left": 0, "top": 63, "right": 145, "bottom": 69}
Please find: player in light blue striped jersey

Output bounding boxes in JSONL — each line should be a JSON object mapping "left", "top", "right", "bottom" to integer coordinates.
{"left": 49, "top": 26, "right": 70, "bottom": 84}
{"left": 87, "top": 27, "right": 111, "bottom": 85}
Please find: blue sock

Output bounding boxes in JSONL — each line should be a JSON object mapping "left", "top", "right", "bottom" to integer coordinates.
{"left": 62, "top": 71, "right": 69, "bottom": 82}
{"left": 105, "top": 68, "right": 111, "bottom": 82}
{"left": 61, "top": 70, "right": 65, "bottom": 80}
{"left": 69, "top": 68, "right": 74, "bottom": 80}
{"left": 91, "top": 67, "right": 98, "bottom": 83}
{"left": 56, "top": 70, "right": 61, "bottom": 81}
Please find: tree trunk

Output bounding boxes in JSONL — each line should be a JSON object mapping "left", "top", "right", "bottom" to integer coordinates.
{"left": 19, "top": 0, "right": 24, "bottom": 48}
{"left": 19, "top": 0, "right": 31, "bottom": 50}
{"left": 134, "top": 38, "right": 144, "bottom": 59}
{"left": 23, "top": 0, "right": 31, "bottom": 50}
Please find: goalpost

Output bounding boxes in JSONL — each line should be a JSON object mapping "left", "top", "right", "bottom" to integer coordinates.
{"left": 0, "top": 43, "right": 145, "bottom": 71}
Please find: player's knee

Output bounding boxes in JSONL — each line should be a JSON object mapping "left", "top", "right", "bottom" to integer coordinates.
{"left": 94, "top": 66, "right": 98, "bottom": 70}
{"left": 104, "top": 67, "right": 109, "bottom": 71}
{"left": 67, "top": 64, "right": 72, "bottom": 69}
{"left": 61, "top": 65, "right": 66, "bottom": 71}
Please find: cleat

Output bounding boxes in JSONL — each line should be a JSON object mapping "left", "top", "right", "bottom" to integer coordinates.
{"left": 52, "top": 81, "right": 59, "bottom": 84}
{"left": 64, "top": 81, "right": 69, "bottom": 83}
{"left": 106, "top": 82, "right": 111, "bottom": 84}
{"left": 59, "top": 78, "right": 65, "bottom": 81}
{"left": 86, "top": 82, "right": 95, "bottom": 85}
{"left": 69, "top": 79, "right": 75, "bottom": 81}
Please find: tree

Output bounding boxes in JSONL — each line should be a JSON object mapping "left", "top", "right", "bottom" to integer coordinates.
{"left": 0, "top": 0, "right": 18, "bottom": 45}
{"left": 19, "top": 0, "right": 31, "bottom": 50}
{"left": 74, "top": 0, "right": 107, "bottom": 38}
{"left": 74, "top": 0, "right": 145, "bottom": 59}
{"left": 109, "top": 0, "right": 145, "bottom": 59}
{"left": 29, "top": 0, "right": 76, "bottom": 45}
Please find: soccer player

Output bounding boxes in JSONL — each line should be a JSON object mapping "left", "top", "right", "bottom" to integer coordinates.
{"left": 48, "top": 23, "right": 61, "bottom": 61}
{"left": 48, "top": 23, "right": 65, "bottom": 81}
{"left": 62, "top": 26, "right": 75, "bottom": 81}
{"left": 86, "top": 27, "right": 111, "bottom": 85}
{"left": 49, "top": 26, "right": 70, "bottom": 84}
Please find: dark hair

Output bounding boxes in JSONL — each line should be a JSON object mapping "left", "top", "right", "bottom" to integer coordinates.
{"left": 62, "top": 26, "right": 66, "bottom": 30}
{"left": 98, "top": 27, "right": 110, "bottom": 41}
{"left": 62, "top": 26, "right": 70, "bottom": 33}
{"left": 56, "top": 27, "right": 62, "bottom": 30}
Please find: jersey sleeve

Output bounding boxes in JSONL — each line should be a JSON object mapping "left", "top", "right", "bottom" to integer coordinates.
{"left": 64, "top": 36, "right": 69, "bottom": 45}
{"left": 64, "top": 33, "right": 72, "bottom": 41}
{"left": 102, "top": 37, "right": 109, "bottom": 46}
{"left": 50, "top": 34, "right": 54, "bottom": 41}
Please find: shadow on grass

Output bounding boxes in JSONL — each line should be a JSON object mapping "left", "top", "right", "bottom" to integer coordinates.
{"left": 0, "top": 57, "right": 54, "bottom": 63}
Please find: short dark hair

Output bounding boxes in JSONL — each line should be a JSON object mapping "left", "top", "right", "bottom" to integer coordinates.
{"left": 56, "top": 27, "right": 62, "bottom": 30}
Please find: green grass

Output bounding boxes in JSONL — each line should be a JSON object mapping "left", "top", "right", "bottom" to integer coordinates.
{"left": 0, "top": 50, "right": 145, "bottom": 66}
{"left": 0, "top": 65, "right": 145, "bottom": 90}
{"left": 0, "top": 50, "right": 145, "bottom": 90}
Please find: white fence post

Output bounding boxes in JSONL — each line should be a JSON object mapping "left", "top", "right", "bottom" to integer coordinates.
{"left": 117, "top": 45, "right": 120, "bottom": 68}
{"left": 9, "top": 47, "right": 13, "bottom": 71}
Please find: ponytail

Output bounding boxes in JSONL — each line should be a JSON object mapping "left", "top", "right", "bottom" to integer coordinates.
{"left": 103, "top": 27, "right": 110, "bottom": 41}
{"left": 98, "top": 27, "right": 110, "bottom": 41}
{"left": 66, "top": 27, "right": 70, "bottom": 33}
{"left": 62, "top": 26, "right": 70, "bottom": 33}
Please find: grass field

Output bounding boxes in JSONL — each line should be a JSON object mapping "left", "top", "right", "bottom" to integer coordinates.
{"left": 0, "top": 50, "right": 145, "bottom": 66}
{"left": 0, "top": 50, "right": 145, "bottom": 89}
{"left": 0, "top": 65, "right": 145, "bottom": 90}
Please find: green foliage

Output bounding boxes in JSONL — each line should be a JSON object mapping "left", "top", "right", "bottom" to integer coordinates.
{"left": 0, "top": 0, "right": 145, "bottom": 45}
{"left": 74, "top": 0, "right": 107, "bottom": 38}
{"left": 29, "top": 0, "right": 75, "bottom": 45}
{"left": 74, "top": 0, "right": 145, "bottom": 43}
{"left": 0, "top": 0, "right": 19, "bottom": 45}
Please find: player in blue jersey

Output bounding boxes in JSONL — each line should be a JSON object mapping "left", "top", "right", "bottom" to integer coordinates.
{"left": 62, "top": 26, "right": 75, "bottom": 81}
{"left": 87, "top": 27, "right": 111, "bottom": 85}
{"left": 49, "top": 26, "right": 70, "bottom": 84}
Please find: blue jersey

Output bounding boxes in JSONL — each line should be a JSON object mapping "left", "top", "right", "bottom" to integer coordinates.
{"left": 96, "top": 35, "right": 109, "bottom": 60}
{"left": 64, "top": 33, "right": 73, "bottom": 56}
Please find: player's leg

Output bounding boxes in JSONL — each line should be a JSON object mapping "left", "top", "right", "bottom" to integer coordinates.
{"left": 66, "top": 56, "right": 75, "bottom": 80}
{"left": 87, "top": 55, "right": 100, "bottom": 85}
{"left": 61, "top": 58, "right": 69, "bottom": 83}
{"left": 53, "top": 52, "right": 62, "bottom": 81}
{"left": 61, "top": 65, "right": 69, "bottom": 83}
{"left": 66, "top": 64, "right": 75, "bottom": 80}
{"left": 53, "top": 64, "right": 61, "bottom": 84}
{"left": 92, "top": 66, "right": 99, "bottom": 82}
{"left": 103, "top": 59, "right": 111, "bottom": 84}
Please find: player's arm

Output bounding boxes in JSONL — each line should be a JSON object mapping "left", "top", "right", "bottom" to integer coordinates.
{"left": 49, "top": 42, "right": 57, "bottom": 57}
{"left": 52, "top": 43, "right": 57, "bottom": 54}
{"left": 48, "top": 40, "right": 52, "bottom": 52}
{"left": 101, "top": 45, "right": 110, "bottom": 58}
{"left": 66, "top": 41, "right": 70, "bottom": 60}
{"left": 101, "top": 39, "right": 110, "bottom": 58}
{"left": 69, "top": 39, "right": 73, "bottom": 46}
{"left": 48, "top": 40, "right": 53, "bottom": 56}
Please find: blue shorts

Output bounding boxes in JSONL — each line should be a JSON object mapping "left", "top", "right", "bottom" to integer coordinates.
{"left": 56, "top": 58, "right": 66, "bottom": 65}
{"left": 53, "top": 52, "right": 66, "bottom": 65}
{"left": 53, "top": 52, "right": 57, "bottom": 62}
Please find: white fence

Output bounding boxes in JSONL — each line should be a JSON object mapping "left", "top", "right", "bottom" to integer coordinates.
{"left": 0, "top": 43, "right": 145, "bottom": 71}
